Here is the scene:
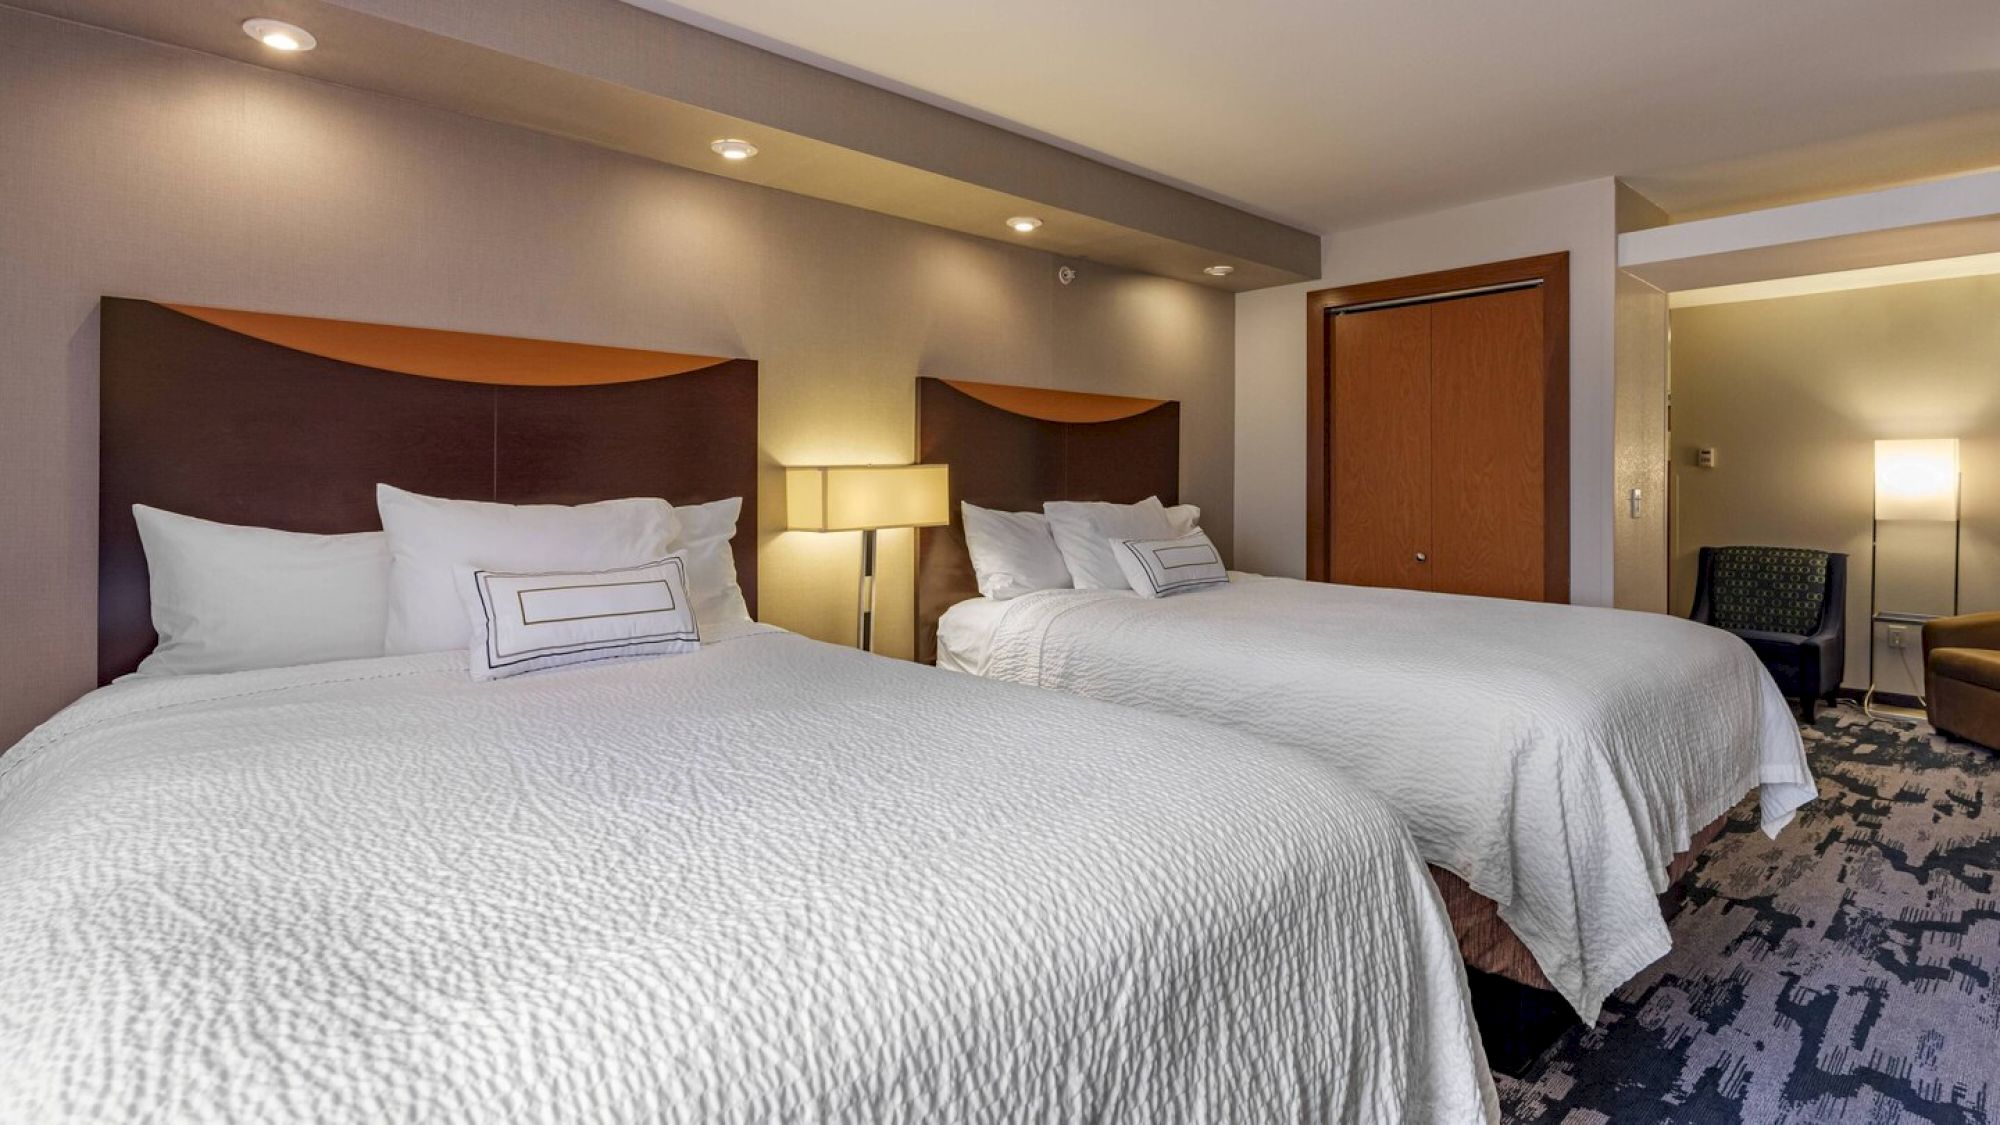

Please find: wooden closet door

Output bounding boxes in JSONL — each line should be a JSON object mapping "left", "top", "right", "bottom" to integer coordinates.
{"left": 1428, "top": 287, "right": 1546, "bottom": 600}
{"left": 1330, "top": 303, "right": 1431, "bottom": 590}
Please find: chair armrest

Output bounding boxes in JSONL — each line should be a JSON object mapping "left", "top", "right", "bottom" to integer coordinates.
{"left": 1688, "top": 547, "right": 1717, "bottom": 623}
{"left": 1923, "top": 612, "right": 2000, "bottom": 657}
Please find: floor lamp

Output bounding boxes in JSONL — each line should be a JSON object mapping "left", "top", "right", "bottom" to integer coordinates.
{"left": 786, "top": 464, "right": 951, "bottom": 651}
{"left": 1867, "top": 438, "right": 1961, "bottom": 719}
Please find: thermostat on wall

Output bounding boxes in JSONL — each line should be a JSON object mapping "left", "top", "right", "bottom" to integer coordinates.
{"left": 1696, "top": 447, "right": 1717, "bottom": 469}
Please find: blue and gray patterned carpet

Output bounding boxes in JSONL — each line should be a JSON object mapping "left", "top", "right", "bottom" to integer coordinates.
{"left": 1499, "top": 705, "right": 1999, "bottom": 1124}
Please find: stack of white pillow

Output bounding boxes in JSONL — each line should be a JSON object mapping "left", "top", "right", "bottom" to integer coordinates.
{"left": 132, "top": 484, "right": 751, "bottom": 682}
{"left": 961, "top": 495, "right": 1228, "bottom": 601}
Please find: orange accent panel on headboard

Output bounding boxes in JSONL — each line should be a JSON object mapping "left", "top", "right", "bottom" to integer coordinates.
{"left": 164, "top": 304, "right": 729, "bottom": 386}
{"left": 937, "top": 379, "right": 1168, "bottom": 424}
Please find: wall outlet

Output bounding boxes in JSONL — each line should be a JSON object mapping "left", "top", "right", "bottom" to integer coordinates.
{"left": 1887, "top": 625, "right": 1910, "bottom": 649}
{"left": 1696, "top": 447, "right": 1717, "bottom": 469}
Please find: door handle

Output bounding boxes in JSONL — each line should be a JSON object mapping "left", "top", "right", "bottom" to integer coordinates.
{"left": 1415, "top": 552, "right": 1427, "bottom": 562}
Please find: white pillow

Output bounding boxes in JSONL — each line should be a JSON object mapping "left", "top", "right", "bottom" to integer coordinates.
{"left": 131, "top": 504, "right": 390, "bottom": 677}
{"left": 377, "top": 484, "right": 680, "bottom": 655}
{"left": 1043, "top": 496, "right": 1180, "bottom": 590}
{"left": 961, "top": 502, "right": 1073, "bottom": 600}
{"left": 1165, "top": 503, "right": 1202, "bottom": 535}
{"left": 1111, "top": 529, "right": 1229, "bottom": 598}
{"left": 459, "top": 556, "right": 701, "bottom": 681}
{"left": 666, "top": 497, "right": 753, "bottom": 633}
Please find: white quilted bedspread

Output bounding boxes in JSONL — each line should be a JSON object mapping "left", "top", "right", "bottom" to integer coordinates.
{"left": 971, "top": 576, "right": 1816, "bottom": 1021}
{"left": 0, "top": 626, "right": 1495, "bottom": 1123}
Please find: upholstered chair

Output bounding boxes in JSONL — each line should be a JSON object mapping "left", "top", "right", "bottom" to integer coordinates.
{"left": 1689, "top": 546, "right": 1848, "bottom": 721}
{"left": 1922, "top": 613, "right": 2000, "bottom": 751}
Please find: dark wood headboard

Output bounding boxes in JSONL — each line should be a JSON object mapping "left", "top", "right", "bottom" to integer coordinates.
{"left": 99, "top": 299, "right": 758, "bottom": 683}
{"left": 914, "top": 377, "right": 1179, "bottom": 664}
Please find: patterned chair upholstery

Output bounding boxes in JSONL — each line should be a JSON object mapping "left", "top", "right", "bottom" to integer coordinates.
{"left": 1689, "top": 546, "right": 1847, "bottom": 720}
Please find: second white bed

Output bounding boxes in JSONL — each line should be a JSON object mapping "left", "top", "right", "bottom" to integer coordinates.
{"left": 938, "top": 573, "right": 1817, "bottom": 1021}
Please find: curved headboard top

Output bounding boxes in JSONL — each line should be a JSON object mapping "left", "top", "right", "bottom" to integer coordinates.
{"left": 931, "top": 378, "right": 1170, "bottom": 424}
{"left": 99, "top": 299, "right": 758, "bottom": 683}
{"left": 914, "top": 377, "right": 1179, "bottom": 664}
{"left": 162, "top": 304, "right": 731, "bottom": 386}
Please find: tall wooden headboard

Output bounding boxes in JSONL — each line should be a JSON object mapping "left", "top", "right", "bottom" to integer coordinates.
{"left": 914, "top": 377, "right": 1179, "bottom": 664}
{"left": 98, "top": 299, "right": 758, "bottom": 683}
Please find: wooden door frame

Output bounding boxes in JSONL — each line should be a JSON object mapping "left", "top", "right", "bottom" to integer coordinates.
{"left": 1305, "top": 252, "right": 1570, "bottom": 599}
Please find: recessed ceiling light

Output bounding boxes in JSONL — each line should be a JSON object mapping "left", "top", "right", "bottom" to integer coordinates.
{"left": 709, "top": 139, "right": 759, "bottom": 161}
{"left": 242, "top": 18, "right": 315, "bottom": 52}
{"left": 1006, "top": 216, "right": 1043, "bottom": 234}
{"left": 1204, "top": 265, "right": 1236, "bottom": 277}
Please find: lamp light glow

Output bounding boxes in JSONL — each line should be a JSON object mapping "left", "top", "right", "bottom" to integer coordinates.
{"left": 1874, "top": 438, "right": 1960, "bottom": 521}
{"left": 786, "top": 463, "right": 951, "bottom": 652}
{"left": 242, "top": 18, "right": 315, "bottom": 51}
{"left": 709, "top": 139, "right": 759, "bottom": 161}
{"left": 1006, "top": 216, "right": 1043, "bottom": 234}
{"left": 786, "top": 464, "right": 951, "bottom": 532}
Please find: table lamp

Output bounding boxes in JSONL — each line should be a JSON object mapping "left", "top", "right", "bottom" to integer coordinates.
{"left": 786, "top": 464, "right": 951, "bottom": 651}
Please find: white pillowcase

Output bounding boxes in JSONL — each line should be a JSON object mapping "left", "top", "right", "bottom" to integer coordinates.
{"left": 131, "top": 504, "right": 390, "bottom": 677}
{"left": 1044, "top": 496, "right": 1196, "bottom": 591}
{"left": 1111, "top": 529, "right": 1230, "bottom": 598}
{"left": 666, "top": 497, "right": 753, "bottom": 634}
{"left": 961, "top": 502, "right": 1073, "bottom": 600}
{"left": 377, "top": 484, "right": 680, "bottom": 655}
{"left": 459, "top": 556, "right": 701, "bottom": 681}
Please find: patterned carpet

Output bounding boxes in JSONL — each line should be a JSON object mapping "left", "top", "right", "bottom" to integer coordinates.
{"left": 1498, "top": 705, "right": 1999, "bottom": 1124}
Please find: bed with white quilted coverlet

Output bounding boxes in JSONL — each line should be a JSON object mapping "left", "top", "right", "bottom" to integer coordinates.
{"left": 959, "top": 575, "right": 1816, "bottom": 1021}
{"left": 0, "top": 624, "right": 1495, "bottom": 1124}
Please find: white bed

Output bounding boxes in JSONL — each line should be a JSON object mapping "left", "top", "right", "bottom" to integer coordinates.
{"left": 0, "top": 623, "right": 1496, "bottom": 1123}
{"left": 937, "top": 573, "right": 1817, "bottom": 1021}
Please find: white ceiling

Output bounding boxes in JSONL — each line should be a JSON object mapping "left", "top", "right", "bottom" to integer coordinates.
{"left": 621, "top": 0, "right": 2000, "bottom": 233}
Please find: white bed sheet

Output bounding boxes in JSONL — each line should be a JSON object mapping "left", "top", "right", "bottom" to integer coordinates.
{"left": 957, "top": 574, "right": 1817, "bottom": 1021}
{"left": 933, "top": 594, "right": 1023, "bottom": 675}
{"left": 0, "top": 624, "right": 1495, "bottom": 1123}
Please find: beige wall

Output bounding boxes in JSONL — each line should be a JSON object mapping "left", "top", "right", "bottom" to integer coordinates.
{"left": 1233, "top": 179, "right": 1621, "bottom": 605}
{"left": 0, "top": 10, "right": 1234, "bottom": 746}
{"left": 1613, "top": 269, "right": 1671, "bottom": 612}
{"left": 1670, "top": 273, "right": 2000, "bottom": 691}
{"left": 1611, "top": 183, "right": 1671, "bottom": 613}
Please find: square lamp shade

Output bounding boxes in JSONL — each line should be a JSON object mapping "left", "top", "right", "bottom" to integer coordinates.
{"left": 1874, "top": 438, "right": 1960, "bottom": 522}
{"left": 786, "top": 464, "right": 951, "bottom": 532}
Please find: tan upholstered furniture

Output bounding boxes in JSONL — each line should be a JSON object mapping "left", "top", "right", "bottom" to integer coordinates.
{"left": 1923, "top": 612, "right": 2000, "bottom": 750}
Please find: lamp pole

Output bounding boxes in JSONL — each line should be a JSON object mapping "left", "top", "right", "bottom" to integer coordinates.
{"left": 857, "top": 527, "right": 878, "bottom": 652}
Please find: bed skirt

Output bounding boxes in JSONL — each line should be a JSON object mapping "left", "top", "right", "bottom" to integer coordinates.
{"left": 1430, "top": 814, "right": 1730, "bottom": 993}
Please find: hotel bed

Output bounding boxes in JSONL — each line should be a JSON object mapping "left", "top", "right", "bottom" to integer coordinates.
{"left": 915, "top": 377, "right": 1817, "bottom": 1025}
{"left": 0, "top": 302, "right": 1498, "bottom": 1122}
{"left": 0, "top": 623, "right": 1496, "bottom": 1122}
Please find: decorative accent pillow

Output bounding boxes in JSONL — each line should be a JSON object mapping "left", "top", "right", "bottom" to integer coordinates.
{"left": 961, "top": 502, "right": 1074, "bottom": 600}
{"left": 458, "top": 556, "right": 701, "bottom": 681}
{"left": 1043, "top": 496, "right": 1180, "bottom": 590}
{"left": 131, "top": 504, "right": 390, "bottom": 677}
{"left": 377, "top": 484, "right": 680, "bottom": 656}
{"left": 666, "top": 497, "right": 753, "bottom": 633}
{"left": 1111, "top": 529, "right": 1229, "bottom": 598}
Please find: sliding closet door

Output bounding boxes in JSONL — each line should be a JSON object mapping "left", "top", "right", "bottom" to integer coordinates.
{"left": 1330, "top": 303, "right": 1432, "bottom": 590}
{"left": 1428, "top": 287, "right": 1546, "bottom": 600}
